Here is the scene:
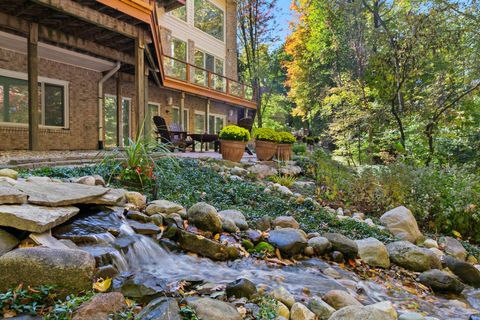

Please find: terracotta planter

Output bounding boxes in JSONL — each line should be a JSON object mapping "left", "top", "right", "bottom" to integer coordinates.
{"left": 220, "top": 140, "right": 247, "bottom": 162}
{"left": 255, "top": 140, "right": 278, "bottom": 161}
{"left": 276, "top": 143, "right": 293, "bottom": 161}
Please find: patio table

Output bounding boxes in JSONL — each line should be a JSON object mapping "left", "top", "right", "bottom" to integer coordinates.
{"left": 188, "top": 133, "right": 219, "bottom": 152}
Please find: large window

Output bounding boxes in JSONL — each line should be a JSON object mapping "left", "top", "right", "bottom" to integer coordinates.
{"left": 172, "top": 106, "right": 189, "bottom": 131}
{"left": 193, "top": 49, "right": 225, "bottom": 90}
{"left": 171, "top": 4, "right": 187, "bottom": 21}
{"left": 165, "top": 37, "right": 188, "bottom": 80}
{"left": 0, "top": 71, "right": 68, "bottom": 128}
{"left": 194, "top": 0, "right": 224, "bottom": 41}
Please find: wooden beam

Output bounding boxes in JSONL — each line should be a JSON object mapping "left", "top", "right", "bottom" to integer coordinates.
{"left": 28, "top": 22, "right": 40, "bottom": 151}
{"left": 31, "top": 0, "right": 139, "bottom": 38}
{"left": 134, "top": 32, "right": 146, "bottom": 138}
{"left": 0, "top": 12, "right": 135, "bottom": 65}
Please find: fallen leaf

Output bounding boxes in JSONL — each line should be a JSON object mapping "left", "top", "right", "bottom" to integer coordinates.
{"left": 3, "top": 310, "right": 17, "bottom": 318}
{"left": 93, "top": 277, "right": 112, "bottom": 292}
{"left": 125, "top": 298, "right": 135, "bottom": 308}
{"left": 214, "top": 233, "right": 220, "bottom": 240}
{"left": 275, "top": 248, "right": 282, "bottom": 260}
{"left": 452, "top": 230, "right": 462, "bottom": 239}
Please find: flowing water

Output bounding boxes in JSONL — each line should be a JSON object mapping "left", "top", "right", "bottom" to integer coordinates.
{"left": 54, "top": 208, "right": 480, "bottom": 320}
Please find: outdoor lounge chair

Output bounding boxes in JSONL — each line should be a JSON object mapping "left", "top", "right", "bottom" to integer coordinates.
{"left": 153, "top": 116, "right": 192, "bottom": 152}
{"left": 238, "top": 117, "right": 254, "bottom": 155}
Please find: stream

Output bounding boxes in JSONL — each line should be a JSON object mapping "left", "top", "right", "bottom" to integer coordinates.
{"left": 53, "top": 207, "right": 480, "bottom": 320}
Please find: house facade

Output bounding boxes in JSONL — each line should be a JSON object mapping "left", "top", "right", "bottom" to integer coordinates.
{"left": 0, "top": 0, "right": 256, "bottom": 151}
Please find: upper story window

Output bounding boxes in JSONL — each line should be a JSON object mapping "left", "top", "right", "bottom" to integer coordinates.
{"left": 0, "top": 70, "right": 68, "bottom": 128}
{"left": 171, "top": 4, "right": 187, "bottom": 22}
{"left": 194, "top": 0, "right": 224, "bottom": 42}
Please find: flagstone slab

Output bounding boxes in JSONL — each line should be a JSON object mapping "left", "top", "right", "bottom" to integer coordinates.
{"left": 0, "top": 183, "right": 27, "bottom": 204}
{"left": 0, "top": 204, "right": 80, "bottom": 232}
{"left": 88, "top": 188, "right": 127, "bottom": 206}
{"left": 14, "top": 181, "right": 109, "bottom": 206}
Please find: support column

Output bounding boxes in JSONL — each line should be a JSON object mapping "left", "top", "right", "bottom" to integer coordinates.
{"left": 205, "top": 99, "right": 210, "bottom": 133}
{"left": 144, "top": 68, "right": 149, "bottom": 138}
{"left": 180, "top": 92, "right": 185, "bottom": 130}
{"left": 116, "top": 74, "right": 123, "bottom": 147}
{"left": 135, "top": 31, "right": 146, "bottom": 138}
{"left": 28, "top": 22, "right": 40, "bottom": 151}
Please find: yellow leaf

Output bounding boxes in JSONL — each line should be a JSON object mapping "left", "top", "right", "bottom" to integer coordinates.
{"left": 93, "top": 277, "right": 112, "bottom": 292}
{"left": 275, "top": 248, "right": 282, "bottom": 260}
{"left": 214, "top": 233, "right": 220, "bottom": 240}
{"left": 125, "top": 298, "right": 135, "bottom": 308}
{"left": 452, "top": 230, "right": 462, "bottom": 239}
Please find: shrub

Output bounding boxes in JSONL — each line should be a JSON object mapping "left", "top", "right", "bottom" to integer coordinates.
{"left": 219, "top": 125, "right": 251, "bottom": 142}
{"left": 254, "top": 128, "right": 280, "bottom": 142}
{"left": 277, "top": 132, "right": 296, "bottom": 144}
{"left": 292, "top": 143, "right": 307, "bottom": 155}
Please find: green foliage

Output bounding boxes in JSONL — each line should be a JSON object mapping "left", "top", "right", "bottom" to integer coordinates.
{"left": 46, "top": 291, "right": 96, "bottom": 320}
{"left": 277, "top": 132, "right": 296, "bottom": 144}
{"left": 254, "top": 127, "right": 280, "bottom": 142}
{"left": 292, "top": 143, "right": 307, "bottom": 155}
{"left": 179, "top": 305, "right": 199, "bottom": 320}
{"left": 256, "top": 297, "right": 279, "bottom": 320}
{"left": 219, "top": 125, "right": 251, "bottom": 142}
{"left": 270, "top": 175, "right": 297, "bottom": 188}
{"left": 249, "top": 241, "right": 275, "bottom": 256}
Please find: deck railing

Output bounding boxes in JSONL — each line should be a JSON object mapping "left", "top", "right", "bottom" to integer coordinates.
{"left": 163, "top": 54, "right": 255, "bottom": 102}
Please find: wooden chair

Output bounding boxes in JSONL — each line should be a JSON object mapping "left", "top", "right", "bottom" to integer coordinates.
{"left": 153, "top": 116, "right": 192, "bottom": 152}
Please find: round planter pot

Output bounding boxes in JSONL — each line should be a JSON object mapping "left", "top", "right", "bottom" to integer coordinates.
{"left": 276, "top": 143, "right": 293, "bottom": 161}
{"left": 255, "top": 140, "right": 278, "bottom": 161}
{"left": 220, "top": 140, "right": 247, "bottom": 162}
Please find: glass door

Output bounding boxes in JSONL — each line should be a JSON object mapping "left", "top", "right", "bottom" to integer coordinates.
{"left": 194, "top": 112, "right": 206, "bottom": 133}
{"left": 145, "top": 103, "right": 160, "bottom": 141}
{"left": 104, "top": 96, "right": 130, "bottom": 148}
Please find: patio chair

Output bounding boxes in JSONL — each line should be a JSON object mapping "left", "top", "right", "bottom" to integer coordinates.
{"left": 238, "top": 117, "right": 254, "bottom": 155}
{"left": 153, "top": 116, "right": 192, "bottom": 152}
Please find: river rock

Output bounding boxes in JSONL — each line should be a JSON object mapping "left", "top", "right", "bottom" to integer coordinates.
{"left": 423, "top": 239, "right": 439, "bottom": 249}
{"left": 279, "top": 165, "right": 302, "bottom": 176}
{"left": 248, "top": 164, "right": 278, "bottom": 179}
{"left": 323, "top": 290, "right": 362, "bottom": 309}
{"left": 187, "top": 202, "right": 222, "bottom": 233}
{"left": 226, "top": 278, "right": 257, "bottom": 299}
{"left": 218, "top": 209, "right": 248, "bottom": 230}
{"left": 222, "top": 217, "right": 239, "bottom": 233}
{"left": 386, "top": 241, "right": 441, "bottom": 272}
{"left": 0, "top": 183, "right": 27, "bottom": 204}
{"left": 0, "top": 204, "right": 80, "bottom": 233}
{"left": 380, "top": 206, "right": 423, "bottom": 243}
{"left": 0, "top": 248, "right": 95, "bottom": 292}
{"left": 308, "top": 297, "right": 335, "bottom": 320}
{"left": 73, "top": 292, "right": 126, "bottom": 320}
{"left": 187, "top": 297, "right": 241, "bottom": 320}
{"left": 125, "top": 191, "right": 147, "bottom": 208}
{"left": 399, "top": 312, "right": 426, "bottom": 320}
{"left": 0, "top": 168, "right": 18, "bottom": 179}
{"left": 290, "top": 302, "right": 315, "bottom": 320}
{"left": 113, "top": 271, "right": 169, "bottom": 299}
{"left": 146, "top": 200, "right": 184, "bottom": 216}
{"left": 418, "top": 269, "right": 465, "bottom": 294}
{"left": 178, "top": 230, "right": 229, "bottom": 261}
{"left": 443, "top": 256, "right": 480, "bottom": 288}
{"left": 440, "top": 236, "right": 467, "bottom": 261}
{"left": 268, "top": 228, "right": 307, "bottom": 257}
{"left": 127, "top": 220, "right": 161, "bottom": 235}
{"left": 356, "top": 237, "right": 390, "bottom": 268}
{"left": 0, "top": 229, "right": 19, "bottom": 256}
{"left": 14, "top": 180, "right": 109, "bottom": 206}
{"left": 136, "top": 297, "right": 180, "bottom": 320}
{"left": 272, "top": 216, "right": 300, "bottom": 229}
{"left": 369, "top": 301, "right": 398, "bottom": 319}
{"left": 329, "top": 305, "right": 395, "bottom": 320}
{"left": 324, "top": 233, "right": 358, "bottom": 258}
{"left": 271, "top": 286, "right": 295, "bottom": 308}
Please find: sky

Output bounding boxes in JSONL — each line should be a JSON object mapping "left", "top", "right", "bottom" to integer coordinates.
{"left": 275, "top": 0, "right": 295, "bottom": 43}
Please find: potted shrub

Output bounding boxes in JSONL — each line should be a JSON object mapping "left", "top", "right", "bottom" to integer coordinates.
{"left": 276, "top": 132, "right": 296, "bottom": 161}
{"left": 219, "top": 125, "right": 251, "bottom": 162}
{"left": 254, "top": 128, "right": 279, "bottom": 161}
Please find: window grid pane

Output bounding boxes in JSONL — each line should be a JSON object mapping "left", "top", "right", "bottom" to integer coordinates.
{"left": 194, "top": 0, "right": 224, "bottom": 41}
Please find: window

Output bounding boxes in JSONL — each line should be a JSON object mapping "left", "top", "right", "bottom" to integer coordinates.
{"left": 172, "top": 107, "right": 189, "bottom": 131}
{"left": 104, "top": 95, "right": 130, "bottom": 147}
{"left": 194, "top": 0, "right": 224, "bottom": 41}
{"left": 165, "top": 37, "right": 188, "bottom": 80}
{"left": 193, "top": 50, "right": 225, "bottom": 90}
{"left": 171, "top": 4, "right": 187, "bottom": 21}
{"left": 145, "top": 103, "right": 160, "bottom": 140}
{"left": 0, "top": 71, "right": 68, "bottom": 128}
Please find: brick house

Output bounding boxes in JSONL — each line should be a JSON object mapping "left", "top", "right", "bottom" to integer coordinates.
{"left": 0, "top": 0, "right": 256, "bottom": 151}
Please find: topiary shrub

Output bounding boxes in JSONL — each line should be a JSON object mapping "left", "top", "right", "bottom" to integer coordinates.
{"left": 278, "top": 132, "right": 296, "bottom": 144}
{"left": 219, "top": 125, "right": 251, "bottom": 142}
{"left": 254, "top": 128, "right": 280, "bottom": 143}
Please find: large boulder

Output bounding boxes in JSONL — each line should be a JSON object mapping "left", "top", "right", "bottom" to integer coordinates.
{"left": 440, "top": 236, "right": 467, "bottom": 261}
{"left": 380, "top": 206, "right": 423, "bottom": 243}
{"left": 0, "top": 229, "right": 19, "bottom": 256}
{"left": 329, "top": 304, "right": 396, "bottom": 320}
{"left": 0, "top": 183, "right": 27, "bottom": 204}
{"left": 268, "top": 228, "right": 307, "bottom": 257}
{"left": 136, "top": 297, "right": 180, "bottom": 320}
{"left": 307, "top": 297, "right": 336, "bottom": 320}
{"left": 290, "top": 302, "right": 315, "bottom": 320}
{"left": 356, "top": 237, "right": 390, "bottom": 268}
{"left": 73, "top": 292, "right": 126, "bottom": 320}
{"left": 248, "top": 164, "right": 278, "bottom": 179}
{"left": 308, "top": 237, "right": 332, "bottom": 255}
{"left": 386, "top": 241, "right": 441, "bottom": 272}
{"left": 178, "top": 230, "right": 229, "bottom": 261}
{"left": 417, "top": 269, "right": 465, "bottom": 294}
{"left": 187, "top": 298, "right": 241, "bottom": 320}
{"left": 324, "top": 233, "right": 358, "bottom": 258}
{"left": 218, "top": 209, "right": 248, "bottom": 230}
{"left": 14, "top": 180, "right": 109, "bottom": 206}
{"left": 322, "top": 290, "right": 362, "bottom": 310}
{"left": 443, "top": 256, "right": 480, "bottom": 288}
{"left": 0, "top": 204, "right": 80, "bottom": 233}
{"left": 187, "top": 202, "right": 222, "bottom": 233}
{"left": 0, "top": 248, "right": 95, "bottom": 292}
{"left": 272, "top": 216, "right": 300, "bottom": 229}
